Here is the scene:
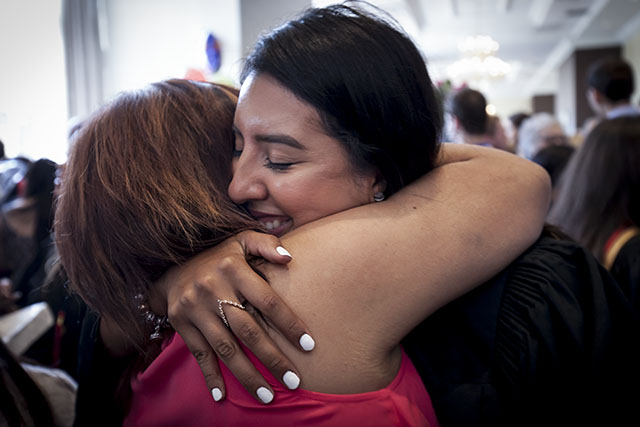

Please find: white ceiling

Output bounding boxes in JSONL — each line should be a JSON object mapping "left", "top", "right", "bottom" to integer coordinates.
{"left": 315, "top": 0, "right": 640, "bottom": 102}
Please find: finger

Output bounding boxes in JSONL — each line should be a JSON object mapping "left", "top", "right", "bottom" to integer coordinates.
{"left": 239, "top": 231, "right": 292, "bottom": 264}
{"left": 216, "top": 253, "right": 314, "bottom": 353}
{"left": 171, "top": 320, "right": 226, "bottom": 402}
{"left": 246, "top": 286, "right": 315, "bottom": 352}
{"left": 228, "top": 304, "right": 302, "bottom": 392}
{"left": 193, "top": 310, "right": 278, "bottom": 404}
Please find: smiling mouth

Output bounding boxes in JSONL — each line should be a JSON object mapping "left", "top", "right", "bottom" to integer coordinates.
{"left": 258, "top": 218, "right": 292, "bottom": 237}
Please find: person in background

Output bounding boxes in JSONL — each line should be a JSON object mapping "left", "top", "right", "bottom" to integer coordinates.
{"left": 0, "top": 339, "right": 57, "bottom": 426}
{"left": 446, "top": 87, "right": 495, "bottom": 147}
{"left": 516, "top": 112, "right": 570, "bottom": 160}
{"left": 587, "top": 57, "right": 640, "bottom": 119}
{"left": 531, "top": 144, "right": 575, "bottom": 205}
{"left": 487, "top": 115, "right": 513, "bottom": 152}
{"left": 1, "top": 158, "right": 84, "bottom": 380}
{"left": 549, "top": 116, "right": 640, "bottom": 313}
{"left": 506, "top": 111, "right": 530, "bottom": 152}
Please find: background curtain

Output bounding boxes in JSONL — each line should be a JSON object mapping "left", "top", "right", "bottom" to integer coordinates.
{"left": 62, "top": 0, "right": 104, "bottom": 121}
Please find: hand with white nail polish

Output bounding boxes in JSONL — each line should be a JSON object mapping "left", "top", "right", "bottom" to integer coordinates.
{"left": 154, "top": 230, "right": 313, "bottom": 405}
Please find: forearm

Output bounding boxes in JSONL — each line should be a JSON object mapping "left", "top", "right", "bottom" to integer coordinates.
{"left": 265, "top": 144, "right": 551, "bottom": 351}
{"left": 420, "top": 143, "right": 550, "bottom": 248}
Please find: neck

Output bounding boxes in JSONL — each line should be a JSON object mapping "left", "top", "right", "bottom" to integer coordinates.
{"left": 604, "top": 99, "right": 633, "bottom": 114}
{"left": 459, "top": 132, "right": 492, "bottom": 146}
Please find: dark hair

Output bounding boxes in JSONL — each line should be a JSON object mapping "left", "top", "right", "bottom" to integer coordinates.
{"left": 55, "top": 80, "right": 257, "bottom": 352}
{"left": 548, "top": 116, "right": 640, "bottom": 261}
{"left": 24, "top": 159, "right": 58, "bottom": 243}
{"left": 0, "top": 139, "right": 5, "bottom": 159}
{"left": 448, "top": 88, "right": 488, "bottom": 135}
{"left": 531, "top": 144, "right": 574, "bottom": 186}
{"left": 509, "top": 112, "right": 530, "bottom": 130}
{"left": 241, "top": 2, "right": 442, "bottom": 196}
{"left": 587, "top": 58, "right": 635, "bottom": 102}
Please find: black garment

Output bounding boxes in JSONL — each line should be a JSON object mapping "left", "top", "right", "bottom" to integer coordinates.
{"left": 403, "top": 232, "right": 639, "bottom": 426}
{"left": 609, "top": 234, "right": 639, "bottom": 314}
{"left": 13, "top": 239, "right": 87, "bottom": 381}
{"left": 74, "top": 310, "right": 132, "bottom": 427}
{"left": 0, "top": 340, "right": 55, "bottom": 426}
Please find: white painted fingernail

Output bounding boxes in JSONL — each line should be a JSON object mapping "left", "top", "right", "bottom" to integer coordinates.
{"left": 283, "top": 371, "right": 300, "bottom": 390}
{"left": 276, "top": 246, "right": 291, "bottom": 257}
{"left": 211, "top": 388, "right": 223, "bottom": 402}
{"left": 299, "top": 333, "right": 315, "bottom": 351}
{"left": 257, "top": 386, "right": 274, "bottom": 404}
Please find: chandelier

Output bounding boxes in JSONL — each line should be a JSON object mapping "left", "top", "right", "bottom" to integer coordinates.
{"left": 447, "top": 35, "right": 511, "bottom": 84}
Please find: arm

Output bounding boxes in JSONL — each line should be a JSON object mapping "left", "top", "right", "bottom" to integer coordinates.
{"left": 264, "top": 144, "right": 550, "bottom": 368}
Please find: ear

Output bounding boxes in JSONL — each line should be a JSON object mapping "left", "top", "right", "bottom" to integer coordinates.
{"left": 588, "top": 88, "right": 606, "bottom": 106}
{"left": 592, "top": 89, "right": 604, "bottom": 104}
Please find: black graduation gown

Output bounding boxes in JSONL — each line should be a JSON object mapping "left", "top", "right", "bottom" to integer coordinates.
{"left": 403, "top": 232, "right": 640, "bottom": 426}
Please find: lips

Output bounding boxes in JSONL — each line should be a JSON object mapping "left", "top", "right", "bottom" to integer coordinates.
{"left": 248, "top": 209, "right": 292, "bottom": 237}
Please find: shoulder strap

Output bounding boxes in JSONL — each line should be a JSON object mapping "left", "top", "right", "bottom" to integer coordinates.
{"left": 603, "top": 226, "right": 640, "bottom": 270}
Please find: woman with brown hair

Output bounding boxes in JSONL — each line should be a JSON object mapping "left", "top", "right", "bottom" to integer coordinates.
{"left": 549, "top": 116, "right": 640, "bottom": 311}
{"left": 56, "top": 76, "right": 549, "bottom": 425}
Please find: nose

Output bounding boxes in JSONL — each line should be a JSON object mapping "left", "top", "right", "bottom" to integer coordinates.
{"left": 228, "top": 155, "right": 268, "bottom": 204}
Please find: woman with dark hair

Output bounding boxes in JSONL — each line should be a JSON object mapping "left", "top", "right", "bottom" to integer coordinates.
{"left": 58, "top": 78, "right": 548, "bottom": 427}
{"left": 147, "top": 4, "right": 638, "bottom": 426}
{"left": 549, "top": 116, "right": 640, "bottom": 310}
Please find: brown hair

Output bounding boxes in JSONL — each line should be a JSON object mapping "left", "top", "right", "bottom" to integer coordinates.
{"left": 55, "top": 80, "right": 256, "bottom": 353}
{"left": 548, "top": 116, "right": 640, "bottom": 261}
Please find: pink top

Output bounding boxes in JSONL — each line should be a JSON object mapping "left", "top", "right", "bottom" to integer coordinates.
{"left": 125, "top": 334, "right": 439, "bottom": 427}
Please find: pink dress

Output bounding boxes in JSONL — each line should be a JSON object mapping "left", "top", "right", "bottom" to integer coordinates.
{"left": 124, "top": 334, "right": 439, "bottom": 426}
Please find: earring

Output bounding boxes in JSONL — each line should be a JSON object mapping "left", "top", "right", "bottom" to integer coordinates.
{"left": 373, "top": 192, "right": 385, "bottom": 202}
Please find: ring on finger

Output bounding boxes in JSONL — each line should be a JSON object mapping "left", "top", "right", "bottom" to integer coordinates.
{"left": 217, "top": 299, "right": 246, "bottom": 327}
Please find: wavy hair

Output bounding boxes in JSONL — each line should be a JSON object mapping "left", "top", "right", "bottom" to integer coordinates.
{"left": 55, "top": 80, "right": 256, "bottom": 352}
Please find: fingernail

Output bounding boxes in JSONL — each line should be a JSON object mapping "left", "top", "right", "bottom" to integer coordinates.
{"left": 283, "top": 371, "right": 300, "bottom": 390}
{"left": 257, "top": 386, "right": 274, "bottom": 404}
{"left": 211, "top": 387, "right": 223, "bottom": 402}
{"left": 299, "top": 333, "right": 315, "bottom": 351}
{"left": 276, "top": 246, "right": 291, "bottom": 257}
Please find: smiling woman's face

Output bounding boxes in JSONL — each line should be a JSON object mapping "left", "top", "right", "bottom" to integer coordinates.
{"left": 229, "top": 73, "right": 381, "bottom": 236}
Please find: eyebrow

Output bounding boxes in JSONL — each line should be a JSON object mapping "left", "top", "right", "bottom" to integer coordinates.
{"left": 233, "top": 125, "right": 305, "bottom": 150}
{"left": 255, "top": 133, "right": 305, "bottom": 150}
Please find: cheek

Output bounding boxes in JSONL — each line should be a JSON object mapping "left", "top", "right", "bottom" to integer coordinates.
{"left": 292, "top": 179, "right": 370, "bottom": 224}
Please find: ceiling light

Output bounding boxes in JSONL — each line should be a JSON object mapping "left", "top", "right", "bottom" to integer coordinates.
{"left": 447, "top": 35, "right": 511, "bottom": 84}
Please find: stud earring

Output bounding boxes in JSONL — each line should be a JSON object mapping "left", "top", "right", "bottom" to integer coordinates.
{"left": 373, "top": 192, "right": 385, "bottom": 202}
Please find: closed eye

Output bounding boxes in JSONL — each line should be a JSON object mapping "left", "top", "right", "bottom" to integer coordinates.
{"left": 264, "top": 158, "right": 294, "bottom": 172}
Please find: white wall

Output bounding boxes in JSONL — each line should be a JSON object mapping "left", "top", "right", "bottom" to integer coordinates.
{"left": 240, "top": 0, "right": 310, "bottom": 58}
{"left": 623, "top": 28, "right": 640, "bottom": 105}
{"left": 0, "top": 0, "right": 317, "bottom": 164}
{"left": 0, "top": 0, "right": 68, "bottom": 163}
{"left": 102, "top": 0, "right": 242, "bottom": 101}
